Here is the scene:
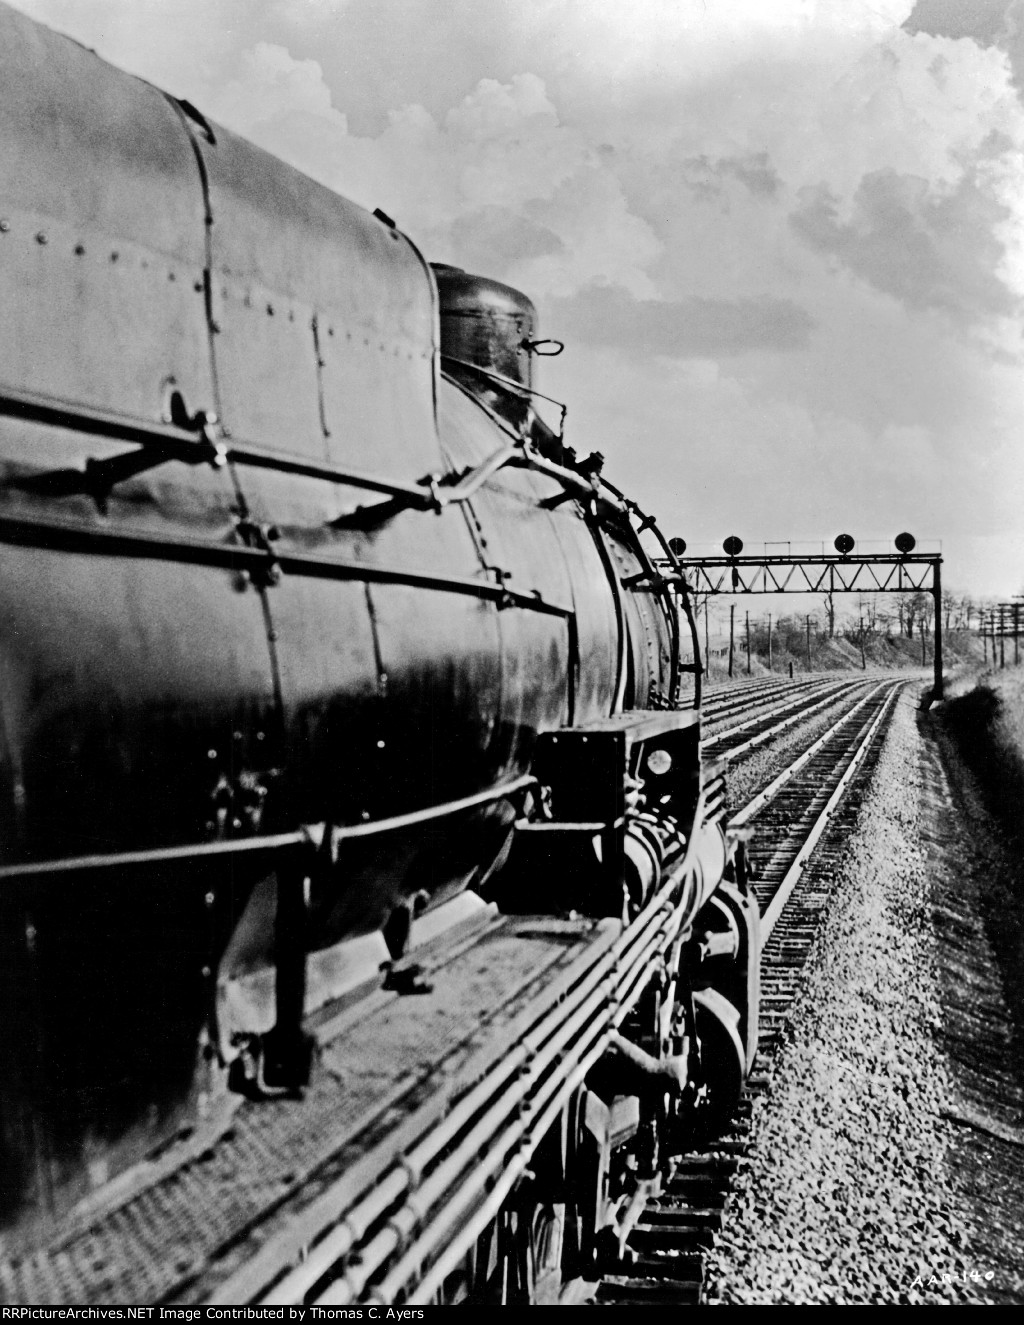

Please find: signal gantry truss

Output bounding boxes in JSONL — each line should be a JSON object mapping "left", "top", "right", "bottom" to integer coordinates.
{"left": 655, "top": 545, "right": 945, "bottom": 699}
{"left": 669, "top": 552, "right": 939, "bottom": 598}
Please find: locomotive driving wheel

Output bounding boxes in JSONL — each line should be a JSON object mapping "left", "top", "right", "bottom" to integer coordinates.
{"left": 441, "top": 1188, "right": 565, "bottom": 1305}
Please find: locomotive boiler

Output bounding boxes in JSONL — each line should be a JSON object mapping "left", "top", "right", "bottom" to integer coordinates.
{"left": 0, "top": 2, "right": 759, "bottom": 1303}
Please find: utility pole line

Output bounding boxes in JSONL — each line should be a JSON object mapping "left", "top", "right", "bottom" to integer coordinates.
{"left": 806, "top": 614, "right": 812, "bottom": 673}
{"left": 745, "top": 610, "right": 751, "bottom": 675}
{"left": 767, "top": 613, "right": 772, "bottom": 673}
{"left": 859, "top": 616, "right": 866, "bottom": 671}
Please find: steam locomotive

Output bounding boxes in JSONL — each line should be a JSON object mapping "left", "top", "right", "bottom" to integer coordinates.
{"left": 0, "top": 2, "right": 759, "bottom": 1302}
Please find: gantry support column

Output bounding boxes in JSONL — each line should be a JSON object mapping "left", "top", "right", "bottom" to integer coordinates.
{"left": 932, "top": 557, "right": 944, "bottom": 700}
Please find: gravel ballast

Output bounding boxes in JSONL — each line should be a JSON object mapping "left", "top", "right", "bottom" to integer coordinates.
{"left": 703, "top": 688, "right": 1024, "bottom": 1305}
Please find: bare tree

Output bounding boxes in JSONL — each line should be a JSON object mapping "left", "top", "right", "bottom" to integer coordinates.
{"left": 941, "top": 588, "right": 957, "bottom": 631}
{"left": 908, "top": 591, "right": 932, "bottom": 641}
{"left": 823, "top": 589, "right": 836, "bottom": 639}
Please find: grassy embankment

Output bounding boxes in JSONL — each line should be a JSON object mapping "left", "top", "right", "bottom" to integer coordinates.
{"left": 941, "top": 668, "right": 1024, "bottom": 848}
{"left": 937, "top": 667, "right": 1024, "bottom": 1074}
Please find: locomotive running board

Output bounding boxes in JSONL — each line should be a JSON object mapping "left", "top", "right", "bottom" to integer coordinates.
{"left": 212, "top": 879, "right": 694, "bottom": 1307}
{"left": 0, "top": 865, "right": 705, "bottom": 1305}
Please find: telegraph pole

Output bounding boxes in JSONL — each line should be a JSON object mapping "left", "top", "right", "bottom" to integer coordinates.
{"left": 859, "top": 616, "right": 866, "bottom": 671}
{"left": 745, "top": 610, "right": 751, "bottom": 675}
{"left": 805, "top": 614, "right": 812, "bottom": 672}
{"left": 728, "top": 604, "right": 735, "bottom": 678}
{"left": 704, "top": 596, "right": 711, "bottom": 678}
{"left": 767, "top": 613, "right": 773, "bottom": 673}
{"left": 1015, "top": 601, "right": 1021, "bottom": 666}
{"left": 1001, "top": 604, "right": 1006, "bottom": 669}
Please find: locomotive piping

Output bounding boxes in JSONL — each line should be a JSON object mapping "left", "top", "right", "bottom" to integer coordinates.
{"left": 0, "top": 515, "right": 574, "bottom": 616}
{"left": 0, "top": 777, "right": 539, "bottom": 885}
{"left": 0, "top": 382, "right": 540, "bottom": 514}
{"left": 441, "top": 354, "right": 569, "bottom": 441}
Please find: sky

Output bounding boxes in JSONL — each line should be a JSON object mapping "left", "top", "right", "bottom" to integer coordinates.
{"left": 9, "top": 0, "right": 1024, "bottom": 603}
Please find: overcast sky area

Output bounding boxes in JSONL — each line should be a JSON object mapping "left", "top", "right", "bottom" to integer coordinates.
{"left": 11, "top": 0, "right": 1024, "bottom": 605}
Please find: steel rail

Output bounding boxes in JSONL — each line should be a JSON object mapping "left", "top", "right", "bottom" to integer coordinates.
{"left": 758, "top": 683, "right": 902, "bottom": 941}
{"left": 705, "top": 677, "right": 870, "bottom": 757}
{"left": 701, "top": 676, "right": 833, "bottom": 722}
{"left": 729, "top": 682, "right": 891, "bottom": 830}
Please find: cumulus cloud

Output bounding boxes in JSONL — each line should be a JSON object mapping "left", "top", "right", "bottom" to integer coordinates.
{"left": 8, "top": 0, "right": 1024, "bottom": 592}
{"left": 211, "top": 41, "right": 348, "bottom": 136}
{"left": 791, "top": 165, "right": 1019, "bottom": 326}
{"left": 548, "top": 286, "right": 816, "bottom": 357}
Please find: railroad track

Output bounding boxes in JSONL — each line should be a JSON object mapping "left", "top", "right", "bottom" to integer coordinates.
{"left": 596, "top": 677, "right": 906, "bottom": 1306}
{"left": 703, "top": 675, "right": 878, "bottom": 760}
{"left": 701, "top": 675, "right": 824, "bottom": 720}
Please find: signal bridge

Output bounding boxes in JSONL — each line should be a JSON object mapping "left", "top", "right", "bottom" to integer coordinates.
{"left": 657, "top": 533, "right": 945, "bottom": 699}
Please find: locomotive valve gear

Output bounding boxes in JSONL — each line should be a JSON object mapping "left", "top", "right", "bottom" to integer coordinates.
{"left": 606, "top": 1031, "right": 689, "bottom": 1095}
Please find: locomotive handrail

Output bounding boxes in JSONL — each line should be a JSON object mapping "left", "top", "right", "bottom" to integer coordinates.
{"left": 0, "top": 514, "right": 574, "bottom": 617}
{"left": 0, "top": 830, "right": 309, "bottom": 884}
{"left": 440, "top": 368, "right": 630, "bottom": 519}
{"left": 0, "top": 383, "right": 523, "bottom": 516}
{"left": 440, "top": 354, "right": 569, "bottom": 440}
{"left": 0, "top": 775, "right": 538, "bottom": 886}
{"left": 0, "top": 384, "right": 436, "bottom": 506}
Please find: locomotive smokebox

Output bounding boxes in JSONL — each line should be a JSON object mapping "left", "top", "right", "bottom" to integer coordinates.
{"left": 432, "top": 263, "right": 537, "bottom": 389}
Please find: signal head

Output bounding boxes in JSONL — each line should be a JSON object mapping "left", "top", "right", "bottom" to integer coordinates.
{"left": 894, "top": 532, "right": 916, "bottom": 554}
{"left": 723, "top": 536, "right": 743, "bottom": 557}
{"left": 834, "top": 534, "right": 855, "bottom": 556}
{"left": 668, "top": 536, "right": 687, "bottom": 557}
